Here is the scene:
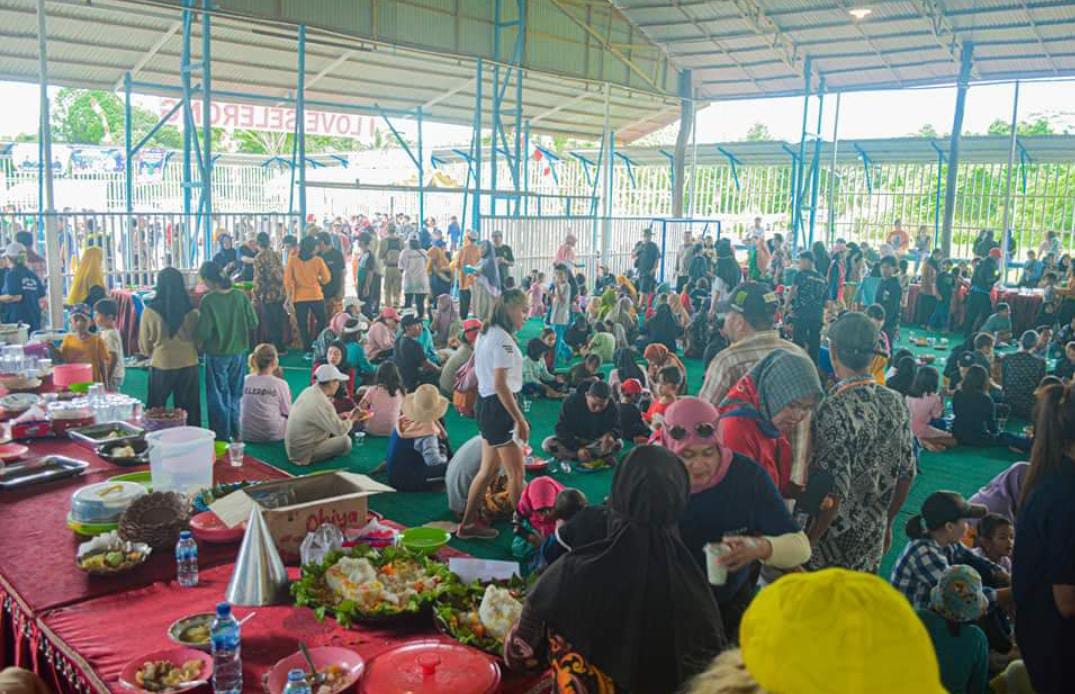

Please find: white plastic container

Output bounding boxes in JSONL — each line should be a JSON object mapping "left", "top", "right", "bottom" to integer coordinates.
{"left": 147, "top": 426, "right": 216, "bottom": 495}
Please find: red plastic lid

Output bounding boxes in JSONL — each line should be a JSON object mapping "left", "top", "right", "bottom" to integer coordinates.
{"left": 360, "top": 639, "right": 501, "bottom": 694}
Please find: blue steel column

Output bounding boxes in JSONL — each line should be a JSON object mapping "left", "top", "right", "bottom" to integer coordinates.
{"left": 201, "top": 0, "right": 212, "bottom": 253}
{"left": 807, "top": 80, "right": 825, "bottom": 246}
{"left": 417, "top": 106, "right": 425, "bottom": 226}
{"left": 123, "top": 72, "right": 134, "bottom": 275}
{"left": 523, "top": 121, "right": 530, "bottom": 216}
{"left": 941, "top": 43, "right": 974, "bottom": 257}
{"left": 791, "top": 57, "right": 813, "bottom": 252}
{"left": 181, "top": 2, "right": 193, "bottom": 263}
{"left": 512, "top": 0, "right": 524, "bottom": 216}
{"left": 297, "top": 25, "right": 307, "bottom": 229}
{"left": 472, "top": 58, "right": 483, "bottom": 232}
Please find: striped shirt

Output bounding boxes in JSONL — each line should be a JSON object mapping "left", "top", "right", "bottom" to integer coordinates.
{"left": 698, "top": 330, "right": 812, "bottom": 485}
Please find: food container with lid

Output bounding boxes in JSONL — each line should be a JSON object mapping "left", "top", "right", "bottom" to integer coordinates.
{"left": 70, "top": 480, "right": 148, "bottom": 525}
{"left": 359, "top": 639, "right": 501, "bottom": 694}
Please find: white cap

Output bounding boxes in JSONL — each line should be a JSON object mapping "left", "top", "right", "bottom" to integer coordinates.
{"left": 4, "top": 242, "right": 26, "bottom": 258}
{"left": 314, "top": 364, "right": 347, "bottom": 383}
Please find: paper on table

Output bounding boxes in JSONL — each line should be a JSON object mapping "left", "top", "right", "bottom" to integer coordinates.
{"left": 448, "top": 558, "right": 521, "bottom": 584}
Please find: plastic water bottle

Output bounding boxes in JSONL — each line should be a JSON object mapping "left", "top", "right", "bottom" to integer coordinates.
{"left": 559, "top": 458, "right": 572, "bottom": 474}
{"left": 175, "top": 531, "right": 198, "bottom": 587}
{"left": 210, "top": 602, "right": 242, "bottom": 694}
{"left": 282, "top": 669, "right": 312, "bottom": 694}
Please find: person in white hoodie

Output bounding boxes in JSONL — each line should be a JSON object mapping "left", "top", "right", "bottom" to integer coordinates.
{"left": 285, "top": 364, "right": 357, "bottom": 465}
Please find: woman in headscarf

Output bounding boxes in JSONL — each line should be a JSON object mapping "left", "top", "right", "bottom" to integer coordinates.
{"left": 609, "top": 346, "right": 648, "bottom": 397}
{"left": 139, "top": 267, "right": 201, "bottom": 426}
{"left": 470, "top": 240, "right": 502, "bottom": 323}
{"left": 606, "top": 295, "right": 638, "bottom": 348}
{"left": 429, "top": 294, "right": 461, "bottom": 350}
{"left": 718, "top": 350, "right": 823, "bottom": 496}
{"left": 643, "top": 342, "right": 686, "bottom": 393}
{"left": 615, "top": 274, "right": 638, "bottom": 303}
{"left": 211, "top": 233, "right": 238, "bottom": 275}
{"left": 713, "top": 239, "right": 741, "bottom": 305}
{"left": 554, "top": 233, "right": 578, "bottom": 268}
{"left": 640, "top": 303, "right": 682, "bottom": 354}
{"left": 505, "top": 445, "right": 726, "bottom": 694}
{"left": 398, "top": 235, "right": 431, "bottom": 319}
{"left": 593, "top": 264, "right": 616, "bottom": 295}
{"left": 658, "top": 398, "right": 811, "bottom": 636}
{"left": 66, "top": 245, "right": 107, "bottom": 308}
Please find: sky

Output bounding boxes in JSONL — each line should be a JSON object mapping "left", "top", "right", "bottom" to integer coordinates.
{"left": 2, "top": 77, "right": 1073, "bottom": 148}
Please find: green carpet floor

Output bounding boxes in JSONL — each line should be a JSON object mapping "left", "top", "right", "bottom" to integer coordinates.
{"left": 119, "top": 319, "right": 1027, "bottom": 576}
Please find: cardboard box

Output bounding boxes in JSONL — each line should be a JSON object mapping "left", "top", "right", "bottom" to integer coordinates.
{"left": 210, "top": 472, "right": 394, "bottom": 561}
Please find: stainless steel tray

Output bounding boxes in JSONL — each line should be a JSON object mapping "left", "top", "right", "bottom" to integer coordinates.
{"left": 66, "top": 421, "right": 144, "bottom": 449}
{"left": 0, "top": 455, "right": 89, "bottom": 490}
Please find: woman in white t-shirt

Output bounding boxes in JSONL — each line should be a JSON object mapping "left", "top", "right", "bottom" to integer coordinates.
{"left": 457, "top": 288, "right": 529, "bottom": 540}
{"left": 240, "top": 344, "right": 292, "bottom": 442}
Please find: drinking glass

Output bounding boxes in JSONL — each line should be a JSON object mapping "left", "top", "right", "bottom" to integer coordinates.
{"left": 228, "top": 441, "right": 245, "bottom": 467}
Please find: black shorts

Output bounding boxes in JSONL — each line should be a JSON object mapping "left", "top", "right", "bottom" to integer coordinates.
{"left": 476, "top": 394, "right": 516, "bottom": 447}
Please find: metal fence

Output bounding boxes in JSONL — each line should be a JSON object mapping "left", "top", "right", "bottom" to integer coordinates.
{"left": 0, "top": 211, "right": 301, "bottom": 290}
{"left": 549, "top": 156, "right": 1075, "bottom": 260}
{"left": 483, "top": 215, "right": 722, "bottom": 284}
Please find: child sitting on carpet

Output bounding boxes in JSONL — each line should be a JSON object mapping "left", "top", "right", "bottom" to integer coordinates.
{"left": 915, "top": 565, "right": 990, "bottom": 694}
{"left": 980, "top": 303, "right": 1014, "bottom": 345}
{"left": 905, "top": 366, "right": 956, "bottom": 451}
{"left": 355, "top": 362, "right": 404, "bottom": 437}
{"left": 567, "top": 353, "right": 603, "bottom": 388}
{"left": 522, "top": 338, "right": 567, "bottom": 399}
{"left": 59, "top": 304, "right": 112, "bottom": 384}
{"left": 644, "top": 365, "right": 681, "bottom": 430}
{"left": 952, "top": 365, "right": 1031, "bottom": 452}
{"left": 312, "top": 341, "right": 357, "bottom": 410}
{"left": 512, "top": 478, "right": 588, "bottom": 574}
{"left": 972, "top": 513, "right": 1013, "bottom": 573}
{"left": 618, "top": 378, "right": 651, "bottom": 444}
{"left": 539, "top": 327, "right": 558, "bottom": 372}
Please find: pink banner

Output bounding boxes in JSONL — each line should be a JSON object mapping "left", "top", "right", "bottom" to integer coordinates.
{"left": 159, "top": 98, "right": 378, "bottom": 141}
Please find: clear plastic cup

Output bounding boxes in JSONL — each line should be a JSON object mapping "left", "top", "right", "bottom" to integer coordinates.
{"left": 704, "top": 542, "right": 730, "bottom": 586}
{"left": 227, "top": 441, "right": 245, "bottom": 467}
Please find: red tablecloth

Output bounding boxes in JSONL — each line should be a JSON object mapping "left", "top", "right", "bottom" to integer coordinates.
{"left": 38, "top": 563, "right": 547, "bottom": 694}
{"left": 994, "top": 288, "right": 1043, "bottom": 335}
{"left": 0, "top": 441, "right": 287, "bottom": 671}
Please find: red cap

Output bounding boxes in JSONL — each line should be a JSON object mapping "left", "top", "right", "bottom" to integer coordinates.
{"left": 461, "top": 318, "right": 482, "bottom": 344}
{"left": 621, "top": 378, "right": 643, "bottom": 395}
{"left": 988, "top": 247, "right": 1002, "bottom": 259}
{"left": 380, "top": 307, "right": 401, "bottom": 321}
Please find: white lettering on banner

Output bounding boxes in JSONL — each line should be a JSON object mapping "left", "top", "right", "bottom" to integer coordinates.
{"left": 159, "top": 98, "right": 378, "bottom": 142}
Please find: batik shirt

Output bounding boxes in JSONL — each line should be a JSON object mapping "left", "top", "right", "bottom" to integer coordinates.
{"left": 252, "top": 248, "right": 286, "bottom": 304}
{"left": 807, "top": 377, "right": 915, "bottom": 573}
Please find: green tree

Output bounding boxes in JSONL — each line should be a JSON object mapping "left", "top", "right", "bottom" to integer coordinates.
{"left": 51, "top": 88, "right": 183, "bottom": 149}
{"left": 745, "top": 122, "right": 773, "bottom": 141}
{"left": 913, "top": 123, "right": 939, "bottom": 138}
{"left": 985, "top": 117, "right": 1057, "bottom": 137}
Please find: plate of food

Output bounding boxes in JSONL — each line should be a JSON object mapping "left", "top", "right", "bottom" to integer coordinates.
{"left": 524, "top": 459, "right": 549, "bottom": 474}
{"left": 0, "top": 443, "right": 29, "bottom": 462}
{"left": 97, "top": 438, "right": 149, "bottom": 466}
{"left": 189, "top": 510, "right": 245, "bottom": 544}
{"left": 575, "top": 458, "right": 614, "bottom": 473}
{"left": 118, "top": 648, "right": 212, "bottom": 693}
{"left": 433, "top": 579, "right": 526, "bottom": 657}
{"left": 0, "top": 392, "right": 42, "bottom": 413}
{"left": 265, "top": 646, "right": 364, "bottom": 694}
{"left": 191, "top": 481, "right": 255, "bottom": 514}
{"left": 76, "top": 530, "right": 151, "bottom": 575}
{"left": 292, "top": 545, "right": 455, "bottom": 627}
{"left": 167, "top": 613, "right": 214, "bottom": 651}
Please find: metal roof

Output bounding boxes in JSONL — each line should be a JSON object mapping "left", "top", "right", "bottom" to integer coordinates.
{"left": 608, "top": 0, "right": 1075, "bottom": 99}
{"left": 564, "top": 134, "right": 1075, "bottom": 165}
{"left": 0, "top": 0, "right": 683, "bottom": 142}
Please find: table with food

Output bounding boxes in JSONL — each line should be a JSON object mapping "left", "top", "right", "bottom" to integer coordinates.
{"left": 0, "top": 335, "right": 543, "bottom": 694}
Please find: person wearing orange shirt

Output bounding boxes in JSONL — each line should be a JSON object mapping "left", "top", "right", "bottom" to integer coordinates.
{"left": 58, "top": 304, "right": 112, "bottom": 384}
{"left": 285, "top": 235, "right": 331, "bottom": 353}
{"left": 888, "top": 218, "right": 911, "bottom": 256}
{"left": 453, "top": 230, "right": 481, "bottom": 319}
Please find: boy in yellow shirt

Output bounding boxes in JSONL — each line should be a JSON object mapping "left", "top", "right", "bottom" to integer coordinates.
{"left": 59, "top": 305, "right": 112, "bottom": 385}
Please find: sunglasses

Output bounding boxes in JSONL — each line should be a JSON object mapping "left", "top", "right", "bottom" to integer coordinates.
{"left": 666, "top": 422, "right": 717, "bottom": 441}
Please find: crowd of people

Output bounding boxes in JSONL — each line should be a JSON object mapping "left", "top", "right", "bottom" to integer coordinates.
{"left": 18, "top": 210, "right": 1075, "bottom": 693}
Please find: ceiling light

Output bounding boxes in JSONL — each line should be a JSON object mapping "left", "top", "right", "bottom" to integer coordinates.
{"left": 849, "top": 7, "right": 873, "bottom": 19}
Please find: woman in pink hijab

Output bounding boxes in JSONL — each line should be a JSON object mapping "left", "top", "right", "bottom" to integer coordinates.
{"left": 658, "top": 397, "right": 811, "bottom": 636}
{"left": 554, "top": 234, "right": 578, "bottom": 268}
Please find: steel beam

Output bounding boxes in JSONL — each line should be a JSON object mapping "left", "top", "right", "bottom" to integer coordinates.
{"left": 297, "top": 25, "right": 307, "bottom": 228}
{"left": 826, "top": 92, "right": 841, "bottom": 244}
{"left": 906, "top": 0, "right": 982, "bottom": 79}
{"left": 201, "top": 0, "right": 212, "bottom": 255}
{"left": 1001, "top": 81, "right": 1021, "bottom": 281}
{"left": 114, "top": 20, "right": 181, "bottom": 91}
{"left": 941, "top": 42, "right": 975, "bottom": 256}
{"left": 422, "top": 76, "right": 476, "bottom": 110}
{"left": 36, "top": 0, "right": 62, "bottom": 328}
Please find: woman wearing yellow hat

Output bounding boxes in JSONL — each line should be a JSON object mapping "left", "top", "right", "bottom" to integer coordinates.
{"left": 385, "top": 384, "right": 450, "bottom": 491}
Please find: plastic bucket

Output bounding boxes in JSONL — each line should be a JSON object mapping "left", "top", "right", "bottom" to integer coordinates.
{"left": 147, "top": 426, "right": 216, "bottom": 495}
{"left": 53, "top": 363, "right": 93, "bottom": 388}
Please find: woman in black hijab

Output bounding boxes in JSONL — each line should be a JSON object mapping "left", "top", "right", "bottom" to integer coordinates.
{"left": 714, "top": 238, "right": 742, "bottom": 302}
{"left": 505, "top": 445, "right": 725, "bottom": 693}
{"left": 140, "top": 267, "right": 201, "bottom": 426}
{"left": 640, "top": 302, "right": 681, "bottom": 353}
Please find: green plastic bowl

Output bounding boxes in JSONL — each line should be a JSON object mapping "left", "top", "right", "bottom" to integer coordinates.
{"left": 68, "top": 381, "right": 92, "bottom": 394}
{"left": 108, "top": 471, "right": 152, "bottom": 489}
{"left": 214, "top": 441, "right": 229, "bottom": 458}
{"left": 400, "top": 526, "right": 451, "bottom": 554}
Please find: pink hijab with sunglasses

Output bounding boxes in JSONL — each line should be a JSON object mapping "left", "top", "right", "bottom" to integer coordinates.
{"left": 658, "top": 397, "right": 733, "bottom": 494}
{"left": 517, "top": 477, "right": 565, "bottom": 536}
